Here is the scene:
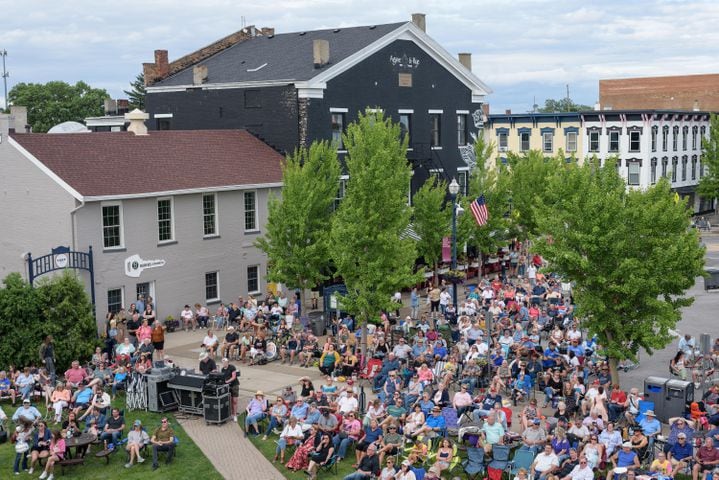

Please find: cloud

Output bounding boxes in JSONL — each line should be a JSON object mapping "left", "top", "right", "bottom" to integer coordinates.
{"left": 1, "top": 0, "right": 718, "bottom": 112}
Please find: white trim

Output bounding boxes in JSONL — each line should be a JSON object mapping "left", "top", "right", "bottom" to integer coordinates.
{"left": 398, "top": 109, "right": 414, "bottom": 114}
{"left": 153, "top": 113, "right": 174, "bottom": 119}
{"left": 156, "top": 196, "right": 176, "bottom": 243}
{"left": 205, "top": 271, "right": 221, "bottom": 303}
{"left": 297, "top": 86, "right": 326, "bottom": 99}
{"left": 428, "top": 109, "right": 444, "bottom": 114}
{"left": 431, "top": 146, "right": 443, "bottom": 151}
{"left": 456, "top": 110, "right": 470, "bottom": 115}
{"left": 83, "top": 182, "right": 283, "bottom": 202}
{"left": 9, "top": 137, "right": 84, "bottom": 201}
{"left": 340, "top": 174, "right": 350, "bottom": 180}
{"left": 428, "top": 168, "right": 445, "bottom": 173}
{"left": 246, "top": 62, "right": 268, "bottom": 72}
{"left": 456, "top": 166, "right": 470, "bottom": 171}
{"left": 85, "top": 116, "right": 127, "bottom": 127}
{"left": 100, "top": 201, "right": 125, "bottom": 250}
{"left": 202, "top": 192, "right": 219, "bottom": 238}
{"left": 330, "top": 107, "right": 349, "bottom": 113}
{"left": 367, "top": 108, "right": 384, "bottom": 113}
{"left": 471, "top": 94, "right": 486, "bottom": 104}
{"left": 146, "top": 79, "right": 294, "bottom": 93}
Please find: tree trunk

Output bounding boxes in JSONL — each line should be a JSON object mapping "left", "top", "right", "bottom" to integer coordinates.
{"left": 360, "top": 314, "right": 368, "bottom": 368}
{"left": 605, "top": 331, "right": 621, "bottom": 387}
{"left": 299, "top": 280, "right": 309, "bottom": 332}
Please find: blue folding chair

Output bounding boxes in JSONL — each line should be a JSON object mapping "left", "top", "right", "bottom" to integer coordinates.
{"left": 488, "top": 444, "right": 511, "bottom": 471}
{"left": 508, "top": 447, "right": 536, "bottom": 477}
{"left": 635, "top": 400, "right": 655, "bottom": 424}
{"left": 463, "top": 447, "right": 485, "bottom": 480}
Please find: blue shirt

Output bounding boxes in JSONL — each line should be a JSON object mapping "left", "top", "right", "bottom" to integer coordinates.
{"left": 669, "top": 441, "right": 693, "bottom": 460}
{"left": 426, "top": 414, "right": 446, "bottom": 431}
{"left": 617, "top": 449, "right": 637, "bottom": 467}
{"left": 419, "top": 400, "right": 435, "bottom": 416}
{"left": 291, "top": 403, "right": 309, "bottom": 420}
{"left": 304, "top": 410, "right": 321, "bottom": 425}
{"left": 433, "top": 346, "right": 448, "bottom": 359}
{"left": 639, "top": 418, "right": 661, "bottom": 436}
{"left": 364, "top": 426, "right": 383, "bottom": 443}
{"left": 75, "top": 388, "right": 93, "bottom": 405}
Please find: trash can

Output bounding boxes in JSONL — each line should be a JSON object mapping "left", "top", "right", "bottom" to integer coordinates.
{"left": 644, "top": 376, "right": 669, "bottom": 421}
{"left": 705, "top": 268, "right": 719, "bottom": 291}
{"left": 664, "top": 379, "right": 694, "bottom": 422}
{"left": 311, "top": 315, "right": 325, "bottom": 337}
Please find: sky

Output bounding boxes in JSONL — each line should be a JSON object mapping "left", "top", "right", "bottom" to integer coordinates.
{"left": 1, "top": 0, "right": 719, "bottom": 113}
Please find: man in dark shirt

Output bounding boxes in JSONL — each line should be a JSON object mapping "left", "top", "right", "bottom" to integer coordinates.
{"left": 557, "top": 449, "right": 580, "bottom": 478}
{"left": 221, "top": 327, "right": 240, "bottom": 359}
{"left": 250, "top": 337, "right": 267, "bottom": 365}
{"left": 199, "top": 352, "right": 216, "bottom": 375}
{"left": 669, "top": 432, "right": 694, "bottom": 472}
{"left": 343, "top": 444, "right": 380, "bottom": 480}
{"left": 221, "top": 358, "right": 239, "bottom": 421}
{"left": 227, "top": 303, "right": 241, "bottom": 326}
{"left": 126, "top": 313, "right": 141, "bottom": 347}
{"left": 100, "top": 407, "right": 125, "bottom": 445}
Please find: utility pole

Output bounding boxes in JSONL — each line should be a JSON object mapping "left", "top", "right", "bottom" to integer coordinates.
{"left": 1, "top": 50, "right": 8, "bottom": 111}
{"left": 566, "top": 84, "right": 570, "bottom": 110}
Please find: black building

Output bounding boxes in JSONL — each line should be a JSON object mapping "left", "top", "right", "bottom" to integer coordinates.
{"left": 144, "top": 14, "right": 491, "bottom": 192}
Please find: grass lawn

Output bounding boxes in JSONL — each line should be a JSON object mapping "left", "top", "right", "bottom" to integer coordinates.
{"left": 0, "top": 400, "right": 223, "bottom": 480}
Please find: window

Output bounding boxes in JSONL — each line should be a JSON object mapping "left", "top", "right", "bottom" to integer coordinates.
{"left": 430, "top": 113, "right": 442, "bottom": 147}
{"left": 457, "top": 114, "right": 468, "bottom": 146}
{"left": 334, "top": 179, "right": 346, "bottom": 210}
{"left": 244, "top": 191, "right": 257, "bottom": 231}
{"left": 156, "top": 119, "right": 171, "bottom": 130}
{"left": 589, "top": 130, "right": 600, "bottom": 152}
{"left": 681, "top": 155, "right": 688, "bottom": 181}
{"left": 692, "top": 126, "right": 698, "bottom": 150}
{"left": 651, "top": 126, "right": 657, "bottom": 152}
{"left": 629, "top": 131, "right": 641, "bottom": 152}
{"left": 542, "top": 132, "right": 553, "bottom": 153}
{"left": 628, "top": 161, "right": 640, "bottom": 186}
{"left": 331, "top": 112, "right": 345, "bottom": 149}
{"left": 671, "top": 157, "right": 678, "bottom": 182}
{"left": 244, "top": 90, "right": 261, "bottom": 108}
{"left": 662, "top": 126, "right": 669, "bottom": 151}
{"left": 520, "top": 132, "right": 530, "bottom": 152}
{"left": 498, "top": 132, "right": 508, "bottom": 149}
{"left": 609, "top": 130, "right": 620, "bottom": 152}
{"left": 205, "top": 272, "right": 219, "bottom": 302}
{"left": 247, "top": 265, "right": 259, "bottom": 294}
{"left": 107, "top": 288, "right": 123, "bottom": 314}
{"left": 661, "top": 157, "right": 668, "bottom": 178}
{"left": 157, "top": 198, "right": 174, "bottom": 242}
{"left": 673, "top": 126, "right": 679, "bottom": 151}
{"left": 101, "top": 203, "right": 123, "bottom": 249}
{"left": 566, "top": 132, "right": 577, "bottom": 152}
{"left": 682, "top": 126, "right": 689, "bottom": 150}
{"left": 692, "top": 155, "right": 697, "bottom": 180}
{"left": 399, "top": 113, "right": 411, "bottom": 143}
{"left": 457, "top": 171, "right": 469, "bottom": 196}
{"left": 398, "top": 73, "right": 412, "bottom": 87}
{"left": 651, "top": 158, "right": 657, "bottom": 185}
{"left": 203, "top": 193, "right": 218, "bottom": 237}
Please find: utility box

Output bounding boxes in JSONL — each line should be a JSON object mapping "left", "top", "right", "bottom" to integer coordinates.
{"left": 705, "top": 268, "right": 719, "bottom": 291}
{"left": 664, "top": 379, "right": 694, "bottom": 422}
{"left": 644, "top": 377, "right": 669, "bottom": 421}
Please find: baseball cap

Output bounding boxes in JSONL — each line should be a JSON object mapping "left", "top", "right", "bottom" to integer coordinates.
{"left": 133, "top": 419, "right": 142, "bottom": 427}
{"left": 533, "top": 419, "right": 541, "bottom": 425}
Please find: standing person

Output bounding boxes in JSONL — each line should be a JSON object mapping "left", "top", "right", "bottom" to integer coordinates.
{"left": 220, "top": 358, "right": 240, "bottom": 422}
{"left": 410, "top": 287, "right": 420, "bottom": 319}
{"left": 151, "top": 321, "right": 166, "bottom": 361}
{"left": 39, "top": 336, "right": 56, "bottom": 385}
{"left": 428, "top": 285, "right": 441, "bottom": 320}
{"left": 12, "top": 424, "right": 32, "bottom": 475}
{"left": 126, "top": 313, "right": 141, "bottom": 348}
{"left": 151, "top": 418, "right": 175, "bottom": 471}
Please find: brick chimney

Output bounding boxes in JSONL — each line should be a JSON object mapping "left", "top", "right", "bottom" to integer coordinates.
{"left": 125, "top": 109, "right": 149, "bottom": 136}
{"left": 411, "top": 13, "right": 426, "bottom": 32}
{"left": 143, "top": 50, "right": 169, "bottom": 85}
{"left": 193, "top": 65, "right": 208, "bottom": 85}
{"left": 505, "top": 109, "right": 512, "bottom": 115}
{"left": 313, "top": 39, "right": 330, "bottom": 68}
{"left": 458, "top": 53, "right": 472, "bottom": 71}
{"left": 260, "top": 27, "right": 275, "bottom": 36}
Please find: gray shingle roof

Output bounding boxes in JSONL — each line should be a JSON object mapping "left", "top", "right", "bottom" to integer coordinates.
{"left": 154, "top": 22, "right": 406, "bottom": 87}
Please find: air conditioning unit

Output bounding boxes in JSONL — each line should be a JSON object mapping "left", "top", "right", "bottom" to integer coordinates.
{"left": 499, "top": 146, "right": 508, "bottom": 152}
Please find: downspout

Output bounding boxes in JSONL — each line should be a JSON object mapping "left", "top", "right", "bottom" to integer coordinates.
{"left": 69, "top": 198, "right": 85, "bottom": 253}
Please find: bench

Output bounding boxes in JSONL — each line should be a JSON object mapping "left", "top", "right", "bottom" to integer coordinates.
{"left": 95, "top": 448, "right": 117, "bottom": 465}
{"left": 58, "top": 457, "right": 84, "bottom": 474}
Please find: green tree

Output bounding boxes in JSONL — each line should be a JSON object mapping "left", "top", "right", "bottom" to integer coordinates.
{"left": 412, "top": 176, "right": 450, "bottom": 283}
{"left": 255, "top": 141, "right": 340, "bottom": 313}
{"left": 537, "top": 97, "right": 591, "bottom": 113}
{"left": 457, "top": 137, "right": 515, "bottom": 260}
{"left": 533, "top": 160, "right": 705, "bottom": 384}
{"left": 697, "top": 113, "right": 719, "bottom": 210}
{"left": 8, "top": 81, "right": 109, "bottom": 133}
{"left": 123, "top": 73, "right": 146, "bottom": 110}
{"left": 506, "top": 149, "right": 565, "bottom": 238}
{"left": 0, "top": 271, "right": 97, "bottom": 371}
{"left": 330, "top": 111, "right": 420, "bottom": 358}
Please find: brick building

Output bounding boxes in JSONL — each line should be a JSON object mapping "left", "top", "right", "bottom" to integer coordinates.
{"left": 599, "top": 73, "right": 719, "bottom": 111}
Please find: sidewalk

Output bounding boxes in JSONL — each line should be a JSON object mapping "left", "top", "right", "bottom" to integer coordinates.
{"left": 163, "top": 329, "right": 326, "bottom": 480}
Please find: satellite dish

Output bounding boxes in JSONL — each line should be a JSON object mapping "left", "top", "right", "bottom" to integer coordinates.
{"left": 47, "top": 121, "right": 90, "bottom": 134}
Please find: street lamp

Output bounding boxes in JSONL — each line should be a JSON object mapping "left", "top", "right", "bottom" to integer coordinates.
{"left": 448, "top": 178, "right": 460, "bottom": 310}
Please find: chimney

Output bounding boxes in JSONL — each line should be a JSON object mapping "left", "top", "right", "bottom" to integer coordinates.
{"left": 693, "top": 99, "right": 700, "bottom": 112}
{"left": 594, "top": 101, "right": 601, "bottom": 111}
{"left": 142, "top": 49, "right": 169, "bottom": 85}
{"left": 260, "top": 27, "right": 275, "bottom": 36}
{"left": 104, "top": 99, "right": 117, "bottom": 115}
{"left": 458, "top": 53, "right": 472, "bottom": 71}
{"left": 411, "top": 13, "right": 426, "bottom": 32}
{"left": 505, "top": 109, "right": 512, "bottom": 115}
{"left": 482, "top": 103, "right": 490, "bottom": 118}
{"left": 313, "top": 39, "right": 330, "bottom": 68}
{"left": 10, "top": 106, "right": 28, "bottom": 132}
{"left": 125, "top": 109, "right": 149, "bottom": 136}
{"left": 193, "top": 65, "right": 208, "bottom": 85}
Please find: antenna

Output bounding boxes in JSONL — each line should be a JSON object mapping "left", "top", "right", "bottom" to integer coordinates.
{"left": 241, "top": 16, "right": 246, "bottom": 29}
{"left": 566, "top": 84, "right": 570, "bottom": 110}
{"left": 1, "top": 50, "right": 8, "bottom": 111}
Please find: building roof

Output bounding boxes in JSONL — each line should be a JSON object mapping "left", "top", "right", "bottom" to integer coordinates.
{"left": 10, "top": 130, "right": 283, "bottom": 200}
{"left": 154, "top": 23, "right": 406, "bottom": 87}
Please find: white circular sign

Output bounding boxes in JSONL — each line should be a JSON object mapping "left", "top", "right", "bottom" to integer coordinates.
{"left": 54, "top": 253, "right": 69, "bottom": 269}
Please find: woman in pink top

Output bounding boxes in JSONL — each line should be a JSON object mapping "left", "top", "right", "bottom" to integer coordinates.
{"left": 50, "top": 384, "right": 71, "bottom": 424}
{"left": 417, "top": 363, "right": 435, "bottom": 387}
{"left": 42, "top": 429, "right": 66, "bottom": 480}
{"left": 136, "top": 319, "right": 152, "bottom": 343}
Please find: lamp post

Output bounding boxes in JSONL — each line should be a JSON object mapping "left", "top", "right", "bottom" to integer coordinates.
{"left": 448, "top": 178, "right": 460, "bottom": 310}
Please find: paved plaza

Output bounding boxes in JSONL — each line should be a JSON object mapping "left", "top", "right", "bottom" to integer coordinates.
{"left": 162, "top": 227, "right": 719, "bottom": 479}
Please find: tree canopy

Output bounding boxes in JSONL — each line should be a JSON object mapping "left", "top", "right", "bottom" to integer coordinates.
{"left": 537, "top": 97, "right": 591, "bottom": 113}
{"left": 412, "top": 176, "right": 450, "bottom": 279}
{"left": 697, "top": 113, "right": 719, "bottom": 207}
{"left": 123, "top": 73, "right": 146, "bottom": 111}
{"left": 8, "top": 80, "right": 109, "bottom": 133}
{"left": 255, "top": 141, "right": 340, "bottom": 311}
{"left": 330, "top": 111, "right": 420, "bottom": 357}
{"left": 0, "top": 271, "right": 97, "bottom": 371}
{"left": 533, "top": 159, "right": 705, "bottom": 383}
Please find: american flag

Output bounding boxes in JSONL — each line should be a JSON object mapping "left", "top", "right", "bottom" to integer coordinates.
{"left": 470, "top": 195, "right": 489, "bottom": 226}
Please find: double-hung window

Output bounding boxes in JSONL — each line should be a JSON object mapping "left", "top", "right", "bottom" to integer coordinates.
{"left": 203, "top": 193, "right": 218, "bottom": 237}
{"left": 608, "top": 130, "right": 620, "bottom": 152}
{"left": 430, "top": 111, "right": 442, "bottom": 148}
{"left": 566, "top": 132, "right": 577, "bottom": 153}
{"left": 205, "top": 272, "right": 219, "bottom": 302}
{"left": 330, "top": 109, "right": 347, "bottom": 150}
{"left": 244, "top": 191, "right": 257, "bottom": 231}
{"left": 589, "top": 130, "right": 600, "bottom": 152}
{"left": 457, "top": 112, "right": 468, "bottom": 146}
{"left": 101, "top": 203, "right": 123, "bottom": 249}
{"left": 629, "top": 131, "right": 641, "bottom": 152}
{"left": 520, "top": 132, "right": 530, "bottom": 152}
{"left": 157, "top": 198, "right": 174, "bottom": 243}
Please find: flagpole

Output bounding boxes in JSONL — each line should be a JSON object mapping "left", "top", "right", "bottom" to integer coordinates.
{"left": 449, "top": 179, "right": 460, "bottom": 309}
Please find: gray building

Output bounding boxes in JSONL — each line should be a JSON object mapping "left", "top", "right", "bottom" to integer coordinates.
{"left": 0, "top": 110, "right": 283, "bottom": 330}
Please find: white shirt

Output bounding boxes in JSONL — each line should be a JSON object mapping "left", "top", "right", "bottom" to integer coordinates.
{"left": 280, "top": 423, "right": 304, "bottom": 440}
{"left": 567, "top": 464, "right": 594, "bottom": 480}
{"left": 439, "top": 291, "right": 451, "bottom": 306}
{"left": 392, "top": 343, "right": 412, "bottom": 359}
{"left": 203, "top": 335, "right": 218, "bottom": 347}
{"left": 528, "top": 265, "right": 537, "bottom": 279}
{"left": 338, "top": 396, "right": 358, "bottom": 414}
{"left": 181, "top": 308, "right": 193, "bottom": 320}
{"left": 533, "top": 452, "right": 559, "bottom": 472}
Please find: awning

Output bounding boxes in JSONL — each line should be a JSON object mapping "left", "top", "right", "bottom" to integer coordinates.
{"left": 400, "top": 223, "right": 421, "bottom": 241}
